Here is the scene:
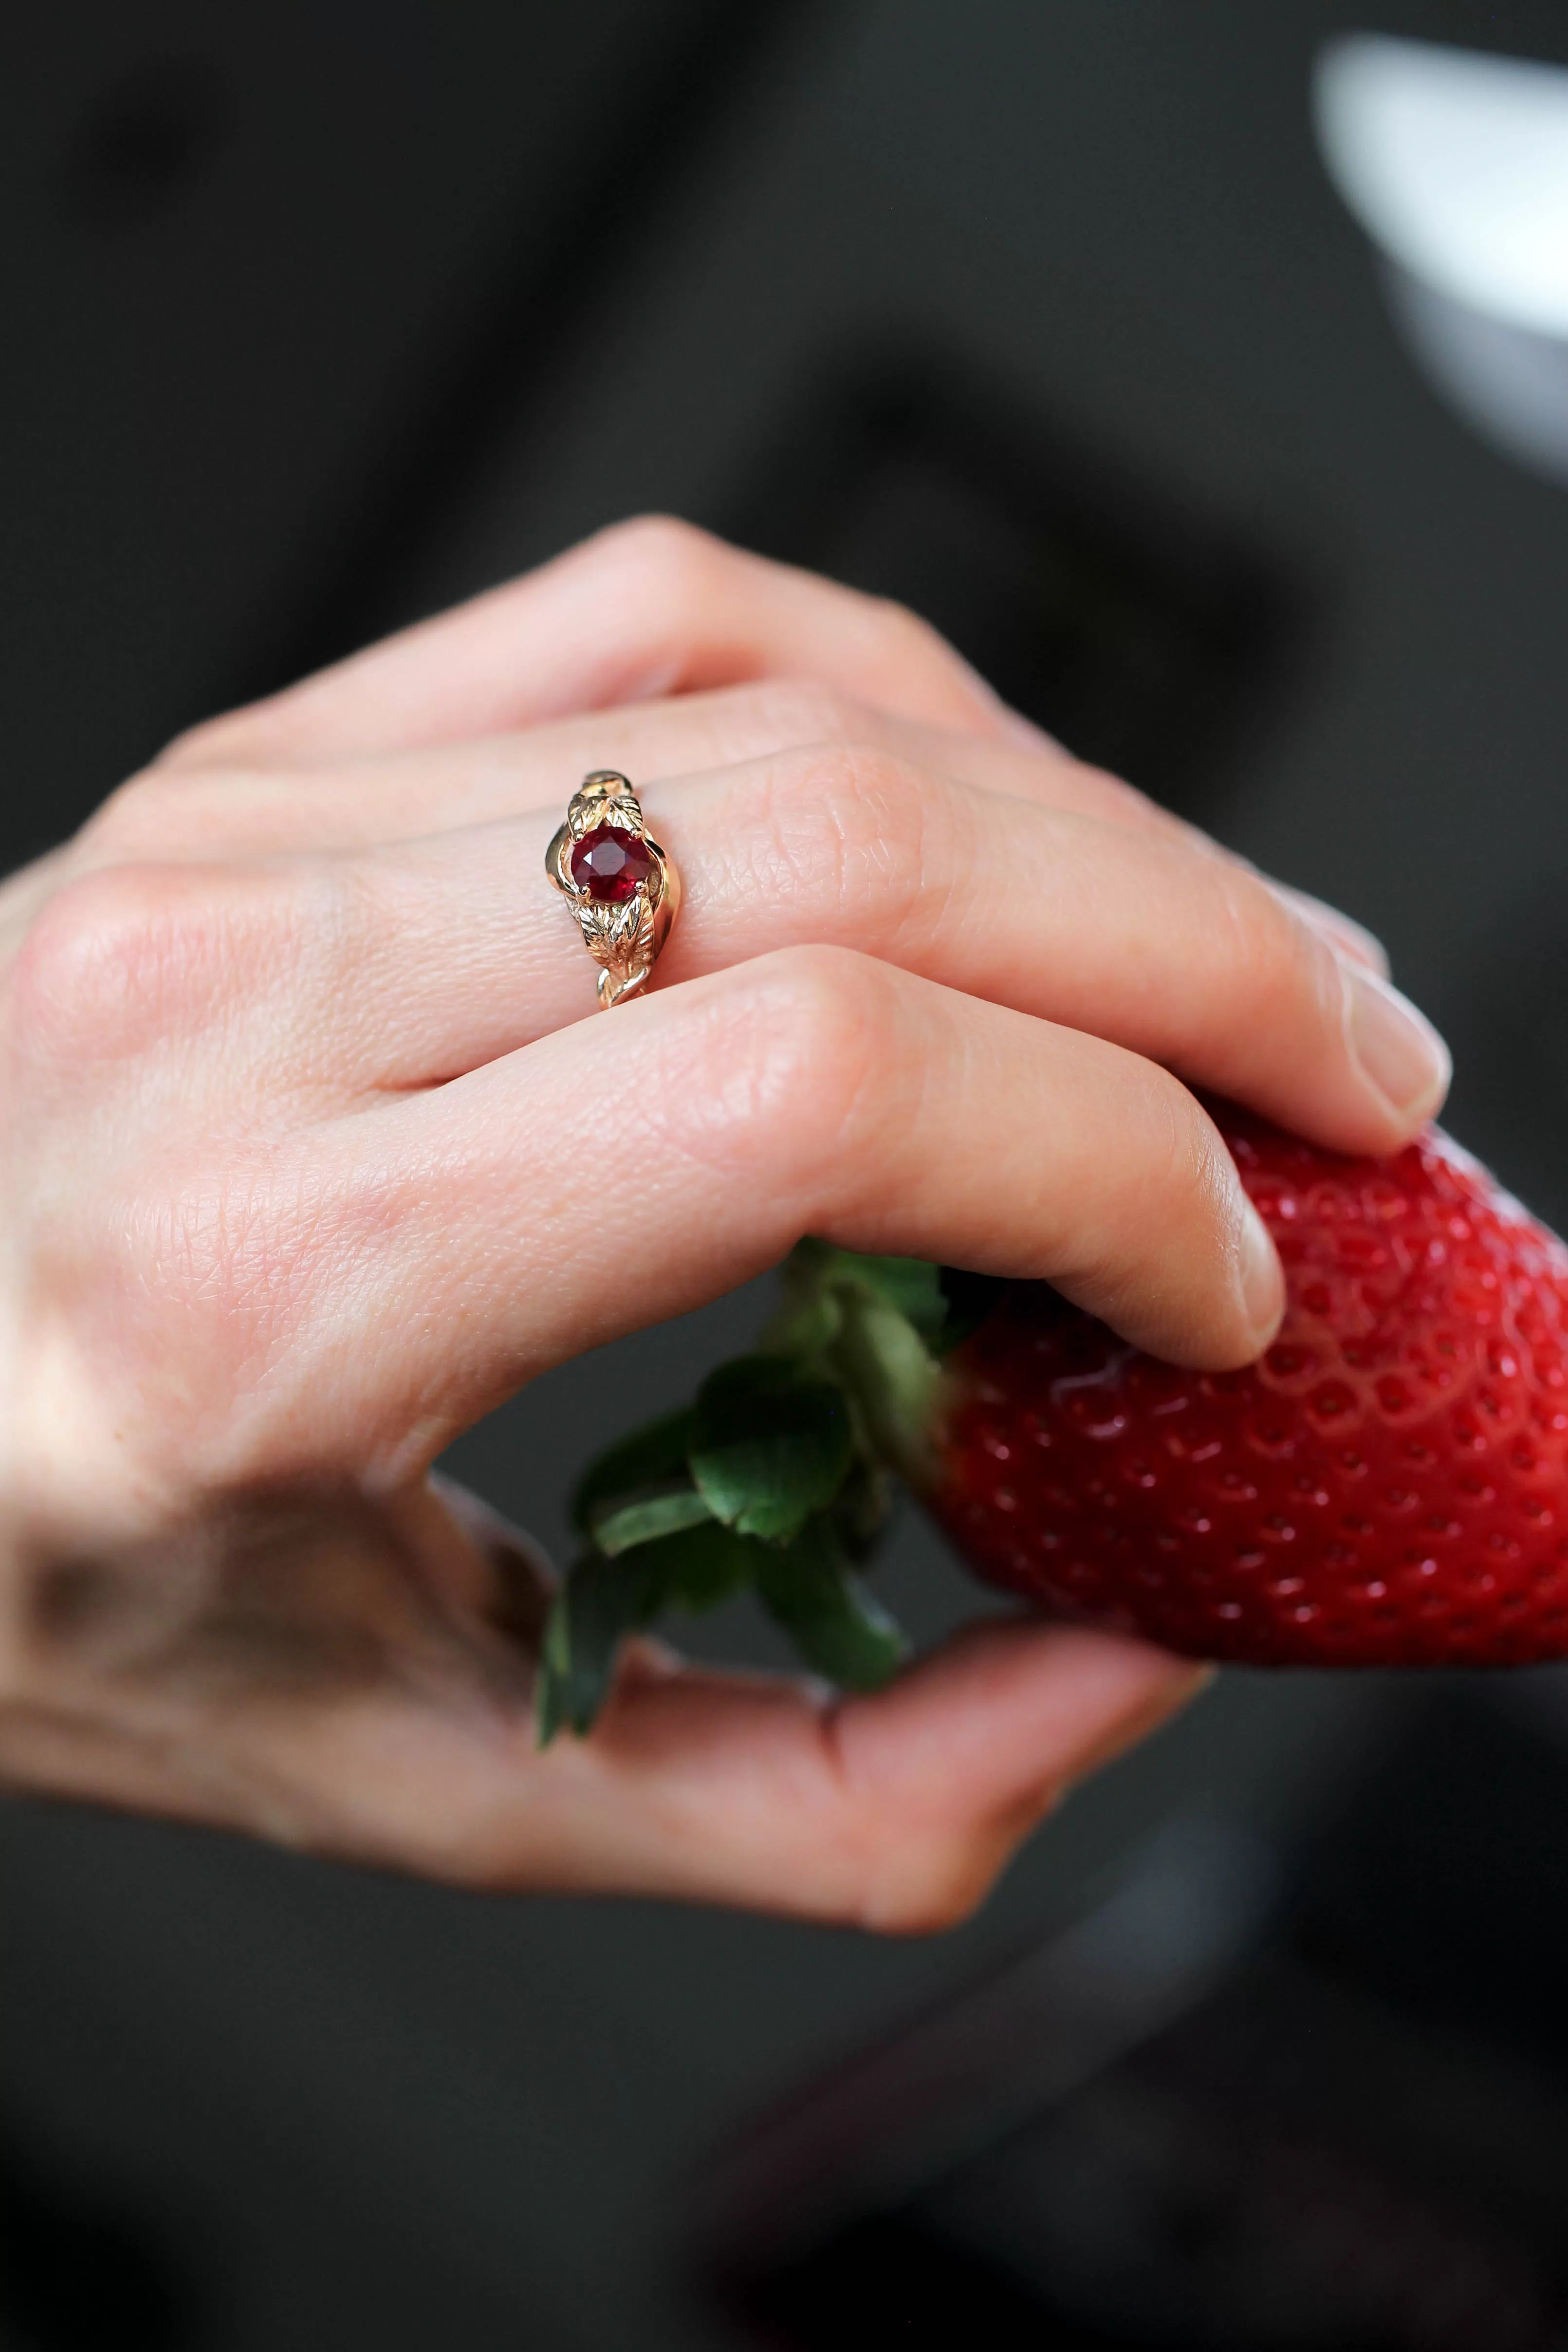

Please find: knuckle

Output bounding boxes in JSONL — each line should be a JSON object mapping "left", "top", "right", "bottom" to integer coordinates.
{"left": 12, "top": 867, "right": 180, "bottom": 1065}
{"left": 825, "top": 1790, "right": 1015, "bottom": 1934}
{"left": 9, "top": 864, "right": 274, "bottom": 1069}
{"left": 761, "top": 944, "right": 899, "bottom": 1123}
{"left": 759, "top": 743, "right": 935, "bottom": 931}
{"left": 79, "top": 765, "right": 210, "bottom": 856}
{"left": 851, "top": 1846, "right": 999, "bottom": 1934}
{"left": 864, "top": 588, "right": 968, "bottom": 675}
{"left": 592, "top": 512, "right": 724, "bottom": 601}
{"left": 774, "top": 931, "right": 882, "bottom": 1025}
{"left": 153, "top": 715, "right": 222, "bottom": 771}
{"left": 151, "top": 701, "right": 272, "bottom": 773}
{"left": 656, "top": 946, "right": 893, "bottom": 1194}
{"left": 738, "top": 944, "right": 883, "bottom": 1138}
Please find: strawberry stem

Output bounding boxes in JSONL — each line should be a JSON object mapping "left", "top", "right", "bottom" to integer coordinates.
{"left": 535, "top": 1247, "right": 1007, "bottom": 1741}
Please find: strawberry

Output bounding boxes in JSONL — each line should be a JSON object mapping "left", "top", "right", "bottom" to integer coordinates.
{"left": 930, "top": 1108, "right": 1568, "bottom": 1668}
{"left": 537, "top": 1109, "right": 1568, "bottom": 1739}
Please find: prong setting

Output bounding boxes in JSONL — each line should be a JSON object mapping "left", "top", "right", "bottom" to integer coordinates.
{"left": 546, "top": 771, "right": 681, "bottom": 1009}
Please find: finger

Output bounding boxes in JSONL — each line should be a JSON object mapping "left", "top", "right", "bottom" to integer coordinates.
{"left": 643, "top": 759, "right": 1426, "bottom": 1145}
{"left": 1266, "top": 882, "right": 1389, "bottom": 977}
{"left": 89, "top": 681, "right": 1178, "bottom": 871}
{"left": 439, "top": 1622, "right": 1208, "bottom": 1923}
{"left": 94, "top": 678, "right": 1384, "bottom": 986}
{"left": 160, "top": 517, "right": 1032, "bottom": 772}
{"left": 0, "top": 847, "right": 69, "bottom": 966}
{"left": 109, "top": 948, "right": 1286, "bottom": 1493}
{"left": 178, "top": 743, "right": 1440, "bottom": 1154}
{"left": 0, "top": 1620, "right": 1206, "bottom": 1925}
{"left": 0, "top": 1477, "right": 1204, "bottom": 1924}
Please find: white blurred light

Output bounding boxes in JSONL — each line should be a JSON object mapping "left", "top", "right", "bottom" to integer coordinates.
{"left": 1315, "top": 34, "right": 1568, "bottom": 481}
{"left": 1316, "top": 35, "right": 1568, "bottom": 337}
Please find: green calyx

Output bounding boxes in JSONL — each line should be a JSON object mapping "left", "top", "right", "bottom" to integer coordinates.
{"left": 535, "top": 1246, "right": 1008, "bottom": 1742}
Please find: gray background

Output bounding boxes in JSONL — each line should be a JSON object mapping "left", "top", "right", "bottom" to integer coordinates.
{"left": 5, "top": 4, "right": 1568, "bottom": 2346}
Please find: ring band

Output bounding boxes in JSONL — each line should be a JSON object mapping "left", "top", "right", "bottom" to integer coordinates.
{"left": 546, "top": 771, "right": 682, "bottom": 1010}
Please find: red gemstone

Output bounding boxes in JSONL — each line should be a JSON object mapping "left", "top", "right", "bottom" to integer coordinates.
{"left": 570, "top": 824, "right": 655, "bottom": 903}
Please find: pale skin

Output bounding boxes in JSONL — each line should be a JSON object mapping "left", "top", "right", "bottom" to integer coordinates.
{"left": 0, "top": 519, "right": 1450, "bottom": 1929}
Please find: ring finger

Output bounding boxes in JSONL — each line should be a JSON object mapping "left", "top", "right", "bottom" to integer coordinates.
{"left": 108, "top": 740, "right": 1445, "bottom": 1157}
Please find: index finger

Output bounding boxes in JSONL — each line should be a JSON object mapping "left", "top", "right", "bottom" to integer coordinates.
{"left": 163, "top": 517, "right": 1039, "bottom": 772}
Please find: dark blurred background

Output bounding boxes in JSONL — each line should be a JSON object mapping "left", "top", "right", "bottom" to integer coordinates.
{"left": 8, "top": 4, "right": 1568, "bottom": 2346}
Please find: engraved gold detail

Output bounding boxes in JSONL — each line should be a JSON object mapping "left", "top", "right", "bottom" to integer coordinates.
{"left": 545, "top": 770, "right": 682, "bottom": 1010}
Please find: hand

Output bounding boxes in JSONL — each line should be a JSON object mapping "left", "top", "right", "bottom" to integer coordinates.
{"left": 0, "top": 519, "right": 1448, "bottom": 1926}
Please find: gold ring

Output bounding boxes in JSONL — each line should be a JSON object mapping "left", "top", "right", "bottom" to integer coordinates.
{"left": 545, "top": 771, "right": 682, "bottom": 1010}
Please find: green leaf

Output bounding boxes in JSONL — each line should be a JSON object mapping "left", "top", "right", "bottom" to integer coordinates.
{"left": 535, "top": 1517, "right": 772, "bottom": 1741}
{"left": 535, "top": 1550, "right": 658, "bottom": 1742}
{"left": 627, "top": 1516, "right": 762, "bottom": 1612}
{"left": 570, "top": 1407, "right": 695, "bottom": 1536}
{"left": 759, "top": 1272, "right": 844, "bottom": 1361}
{"left": 753, "top": 1517, "right": 909, "bottom": 1692}
{"left": 834, "top": 1252, "right": 950, "bottom": 1340}
{"left": 779, "top": 1243, "right": 949, "bottom": 1342}
{"left": 593, "top": 1488, "right": 715, "bottom": 1556}
{"left": 833, "top": 1292, "right": 944, "bottom": 1479}
{"left": 690, "top": 1356, "right": 854, "bottom": 1541}
{"left": 830, "top": 1456, "right": 896, "bottom": 1562}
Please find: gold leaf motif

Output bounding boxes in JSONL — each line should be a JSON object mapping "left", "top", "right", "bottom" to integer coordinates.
{"left": 547, "top": 770, "right": 680, "bottom": 1011}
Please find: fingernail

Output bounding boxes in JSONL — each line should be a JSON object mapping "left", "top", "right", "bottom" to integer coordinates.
{"left": 1239, "top": 1196, "right": 1285, "bottom": 1349}
{"left": 1268, "top": 881, "right": 1389, "bottom": 976}
{"left": 1347, "top": 966, "right": 1451, "bottom": 1123}
{"left": 1060, "top": 1663, "right": 1216, "bottom": 1790}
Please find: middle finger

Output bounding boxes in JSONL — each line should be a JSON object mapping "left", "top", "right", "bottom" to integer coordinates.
{"left": 87, "top": 680, "right": 1193, "bottom": 866}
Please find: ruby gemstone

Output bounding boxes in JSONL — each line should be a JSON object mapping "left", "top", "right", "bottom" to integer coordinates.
{"left": 570, "top": 825, "right": 655, "bottom": 903}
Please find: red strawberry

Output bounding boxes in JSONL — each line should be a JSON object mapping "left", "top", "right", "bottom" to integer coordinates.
{"left": 927, "top": 1109, "right": 1568, "bottom": 1666}
{"left": 541, "top": 1110, "right": 1568, "bottom": 1737}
